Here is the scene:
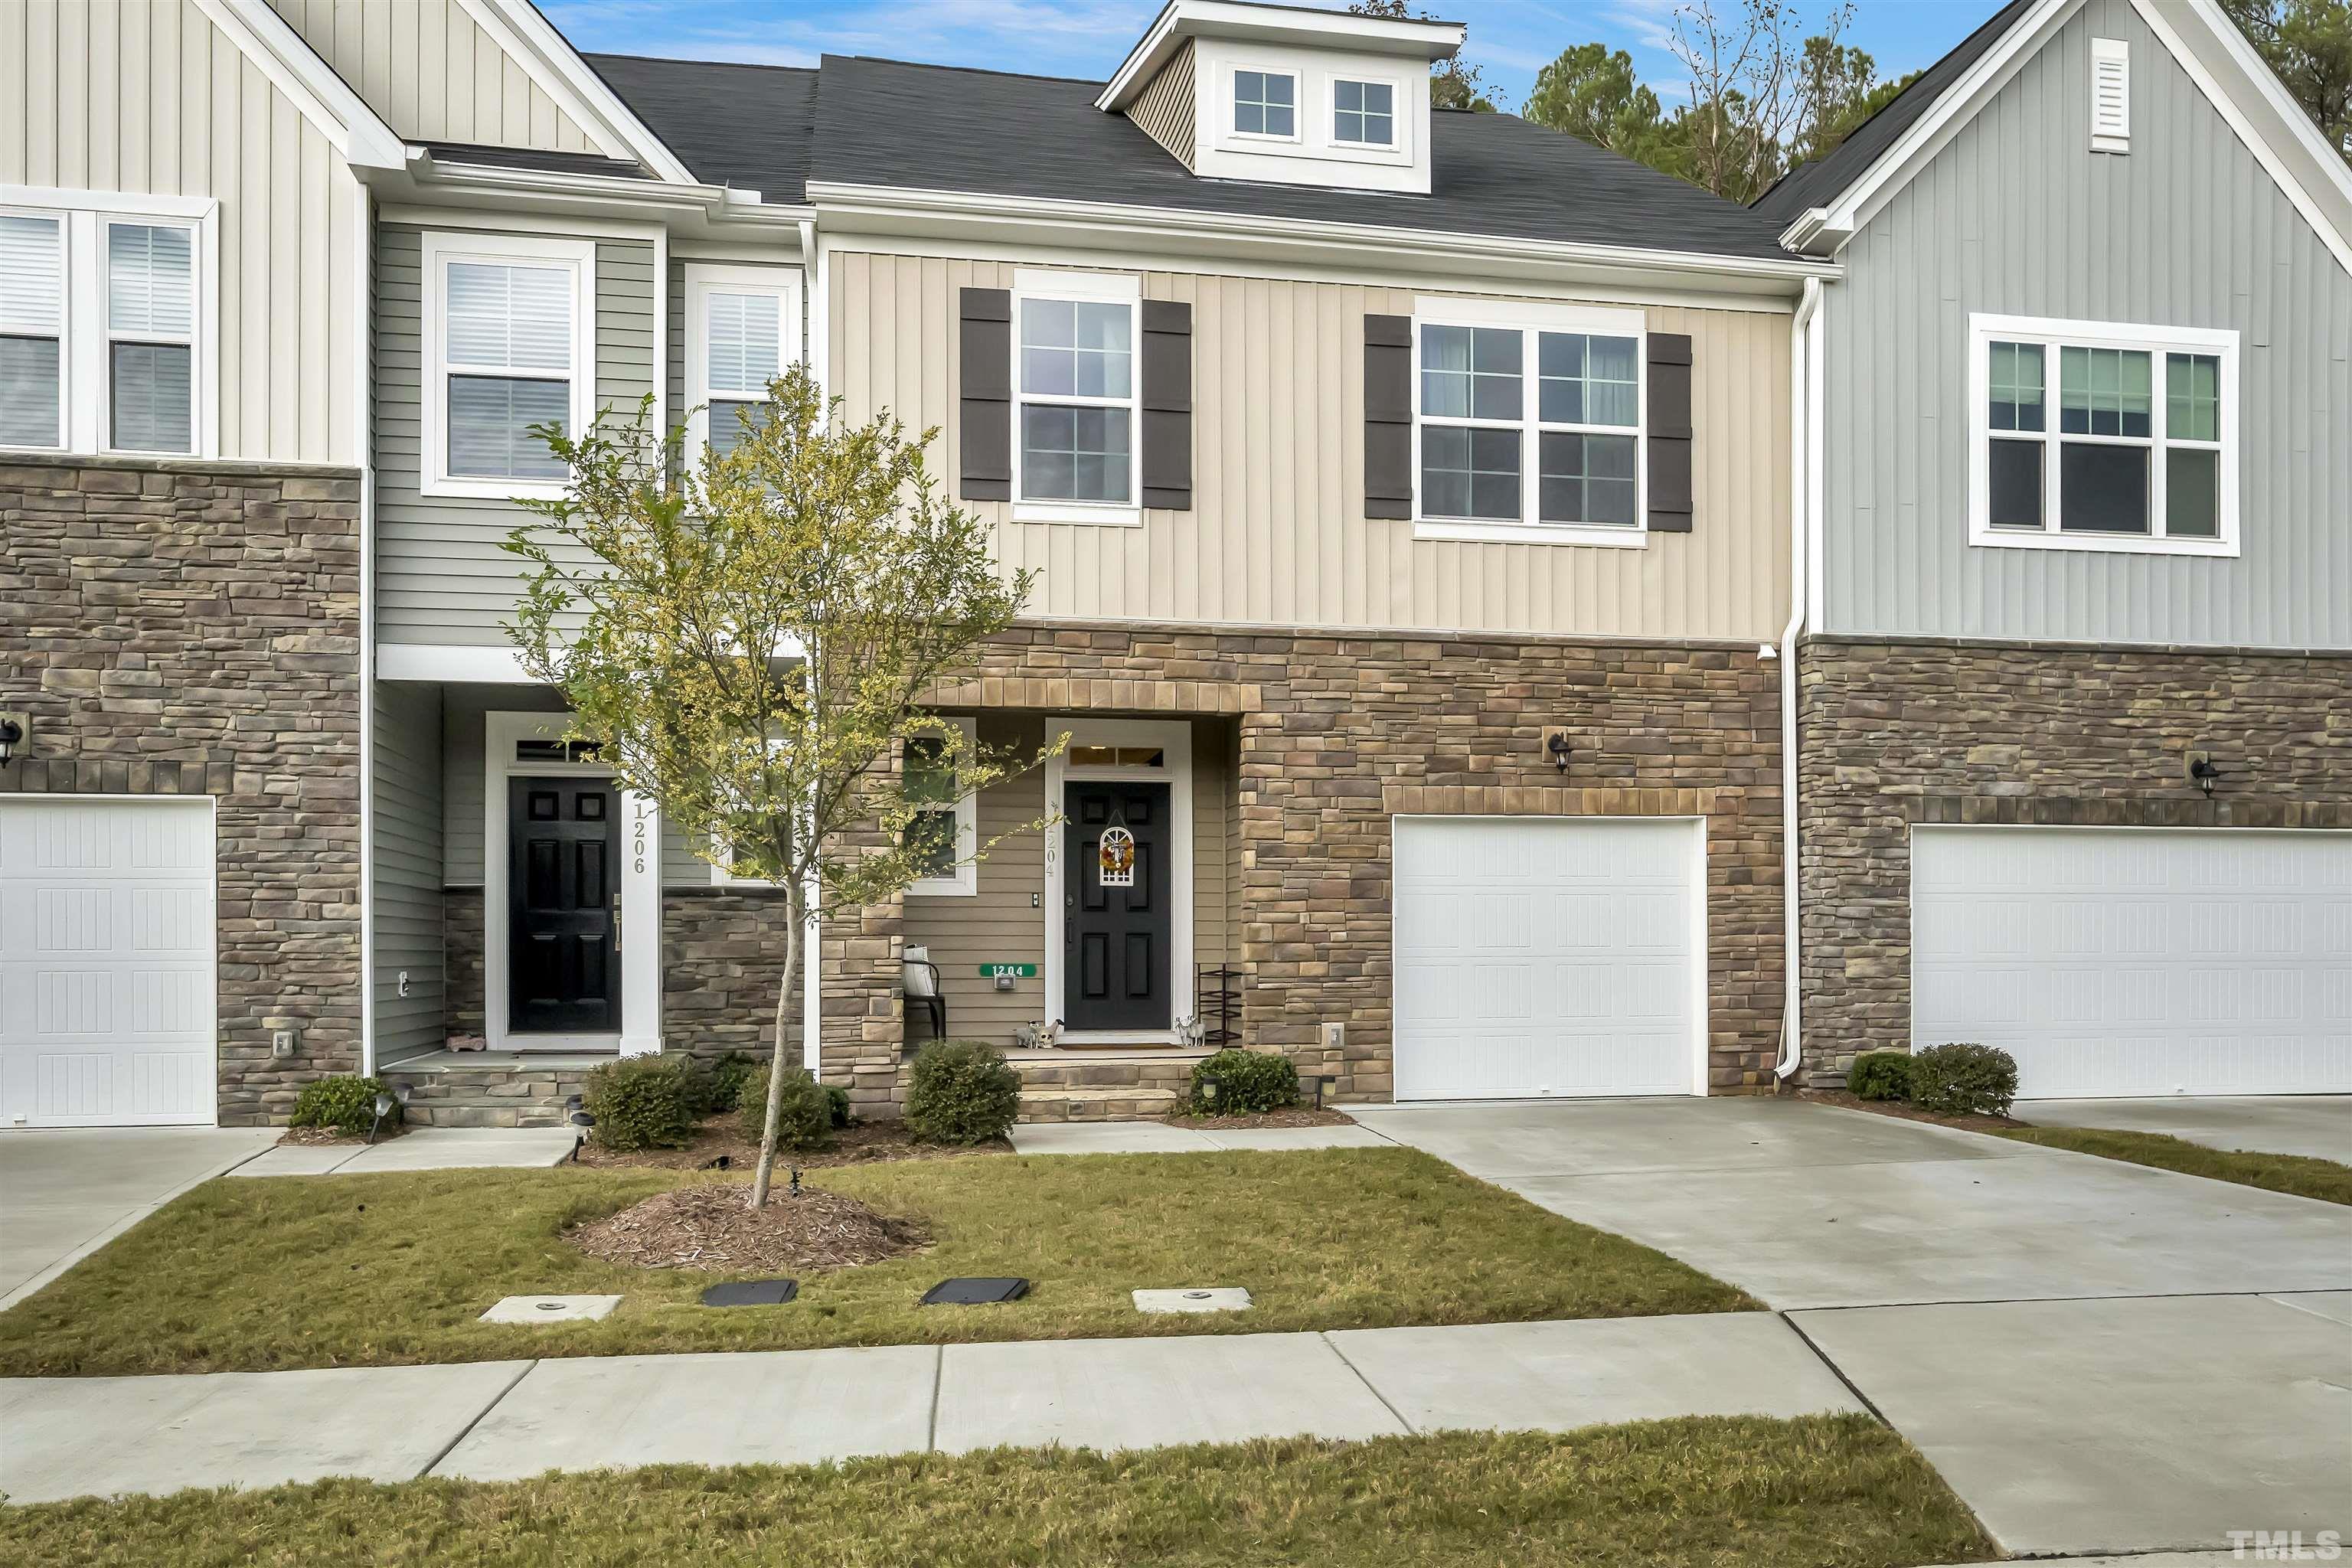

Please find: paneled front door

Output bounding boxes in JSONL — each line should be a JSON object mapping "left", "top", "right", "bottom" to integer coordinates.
{"left": 1062, "top": 781, "right": 1172, "bottom": 1031}
{"left": 507, "top": 777, "right": 621, "bottom": 1034}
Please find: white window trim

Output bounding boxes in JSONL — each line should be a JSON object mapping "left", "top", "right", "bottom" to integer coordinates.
{"left": 1967, "top": 312, "right": 2239, "bottom": 558}
{"left": 1227, "top": 63, "right": 1303, "bottom": 145}
{"left": 906, "top": 717, "right": 979, "bottom": 898}
{"left": 1324, "top": 68, "right": 1413, "bottom": 164}
{"left": 684, "top": 263, "right": 802, "bottom": 465}
{"left": 420, "top": 230, "right": 596, "bottom": 501}
{"left": 1010, "top": 268, "right": 1143, "bottom": 527}
{"left": 0, "top": 189, "right": 218, "bottom": 459}
{"left": 1410, "top": 297, "right": 1648, "bottom": 549}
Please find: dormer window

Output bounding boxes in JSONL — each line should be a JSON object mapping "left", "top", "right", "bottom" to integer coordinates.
{"left": 1333, "top": 79, "right": 1394, "bottom": 146}
{"left": 1233, "top": 68, "right": 1296, "bottom": 139}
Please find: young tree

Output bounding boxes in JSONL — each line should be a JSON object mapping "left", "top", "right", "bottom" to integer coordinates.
{"left": 505, "top": 367, "right": 1055, "bottom": 1207}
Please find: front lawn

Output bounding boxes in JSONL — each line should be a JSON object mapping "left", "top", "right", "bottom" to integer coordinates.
{"left": 0, "top": 1148, "right": 1756, "bottom": 1377}
{"left": 0, "top": 1416, "right": 1997, "bottom": 1568}
{"left": 1993, "top": 1125, "right": 2352, "bottom": 1206}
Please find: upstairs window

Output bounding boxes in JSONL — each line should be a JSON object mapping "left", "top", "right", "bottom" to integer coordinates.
{"left": 1233, "top": 68, "right": 1297, "bottom": 138}
{"left": 1970, "top": 314, "right": 2236, "bottom": 556}
{"left": 686, "top": 265, "right": 799, "bottom": 462}
{"left": 423, "top": 233, "right": 593, "bottom": 499}
{"left": 1333, "top": 79, "right": 1395, "bottom": 145}
{"left": 0, "top": 197, "right": 214, "bottom": 457}
{"left": 1415, "top": 303, "right": 1645, "bottom": 543}
{"left": 1014, "top": 275, "right": 1138, "bottom": 518}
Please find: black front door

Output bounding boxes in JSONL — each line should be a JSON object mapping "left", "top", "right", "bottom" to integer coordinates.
{"left": 508, "top": 777, "right": 621, "bottom": 1034}
{"left": 1063, "top": 780, "right": 1171, "bottom": 1031}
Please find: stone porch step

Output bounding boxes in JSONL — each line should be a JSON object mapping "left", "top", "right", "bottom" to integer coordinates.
{"left": 1017, "top": 1087, "right": 1184, "bottom": 1123}
{"left": 380, "top": 1050, "right": 607, "bottom": 1129}
{"left": 1004, "top": 1047, "right": 1211, "bottom": 1123}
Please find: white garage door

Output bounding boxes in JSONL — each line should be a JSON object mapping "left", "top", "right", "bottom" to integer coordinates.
{"left": 1913, "top": 827, "right": 2352, "bottom": 1099}
{"left": 1393, "top": 816, "right": 1702, "bottom": 1100}
{"left": 0, "top": 799, "right": 216, "bottom": 1126}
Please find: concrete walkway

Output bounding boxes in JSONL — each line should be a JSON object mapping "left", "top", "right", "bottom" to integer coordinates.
{"left": 227, "top": 1127, "right": 578, "bottom": 1177}
{"left": 1008, "top": 1120, "right": 1396, "bottom": 1154}
{"left": 0, "top": 1311, "right": 1860, "bottom": 1504}
{"left": 2027, "top": 1094, "right": 2352, "bottom": 1163}
{"left": 0, "top": 1127, "right": 279, "bottom": 1310}
{"left": 1354, "top": 1098, "right": 2352, "bottom": 1559}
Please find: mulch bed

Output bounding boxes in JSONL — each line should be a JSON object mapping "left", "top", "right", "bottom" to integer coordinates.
{"left": 1799, "top": 1088, "right": 2030, "bottom": 1134}
{"left": 566, "top": 1182, "right": 931, "bottom": 1273}
{"left": 572, "top": 1116, "right": 1014, "bottom": 1171}
{"left": 1167, "top": 1107, "right": 1358, "bottom": 1129}
{"left": 278, "top": 1123, "right": 410, "bottom": 1146}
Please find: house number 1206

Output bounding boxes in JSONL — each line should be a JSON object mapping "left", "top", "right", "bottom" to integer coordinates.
{"left": 632, "top": 800, "right": 651, "bottom": 874}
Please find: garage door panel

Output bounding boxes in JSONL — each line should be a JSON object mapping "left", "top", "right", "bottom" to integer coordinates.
{"left": 1913, "top": 828, "right": 2352, "bottom": 1099}
{"left": 1393, "top": 818, "right": 1700, "bottom": 1101}
{"left": 0, "top": 801, "right": 215, "bottom": 1126}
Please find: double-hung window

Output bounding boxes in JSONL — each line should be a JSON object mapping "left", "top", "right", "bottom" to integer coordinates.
{"left": 1, "top": 194, "right": 214, "bottom": 456}
{"left": 1014, "top": 271, "right": 1139, "bottom": 522}
{"left": 1970, "top": 313, "right": 2236, "bottom": 554}
{"left": 1233, "top": 68, "right": 1298, "bottom": 139}
{"left": 904, "top": 717, "right": 978, "bottom": 897}
{"left": 423, "top": 233, "right": 593, "bottom": 498}
{"left": 685, "top": 264, "right": 799, "bottom": 463}
{"left": 1415, "top": 302, "right": 1645, "bottom": 544}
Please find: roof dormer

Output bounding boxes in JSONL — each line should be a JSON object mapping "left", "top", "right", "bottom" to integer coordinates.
{"left": 1098, "top": 0, "right": 1464, "bottom": 196}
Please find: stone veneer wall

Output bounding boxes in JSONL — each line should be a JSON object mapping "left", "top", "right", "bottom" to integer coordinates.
{"left": 1797, "top": 636, "right": 2352, "bottom": 1083}
{"left": 0, "top": 455, "right": 364, "bottom": 1124}
{"left": 939, "top": 622, "right": 1786, "bottom": 1096}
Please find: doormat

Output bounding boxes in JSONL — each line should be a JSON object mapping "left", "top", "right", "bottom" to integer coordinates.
{"left": 920, "top": 1276, "right": 1031, "bottom": 1305}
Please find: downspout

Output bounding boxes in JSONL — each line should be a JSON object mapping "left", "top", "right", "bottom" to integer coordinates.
{"left": 1774, "top": 276, "right": 1823, "bottom": 1083}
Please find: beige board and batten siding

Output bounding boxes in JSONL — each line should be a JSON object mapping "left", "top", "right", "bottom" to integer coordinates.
{"left": 829, "top": 253, "right": 1792, "bottom": 642}
{"left": 266, "top": 0, "right": 606, "bottom": 154}
{"left": 900, "top": 714, "right": 1237, "bottom": 1048}
{"left": 374, "top": 223, "right": 657, "bottom": 644}
{"left": 2, "top": 0, "right": 367, "bottom": 466}
{"left": 1128, "top": 39, "right": 1197, "bottom": 168}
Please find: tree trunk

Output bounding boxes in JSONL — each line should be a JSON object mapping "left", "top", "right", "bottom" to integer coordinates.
{"left": 748, "top": 889, "right": 808, "bottom": 1209}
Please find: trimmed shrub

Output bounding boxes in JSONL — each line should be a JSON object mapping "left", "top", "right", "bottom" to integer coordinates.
{"left": 1908, "top": 1042, "right": 2020, "bottom": 1119}
{"left": 1847, "top": 1050, "right": 1915, "bottom": 1102}
{"left": 1187, "top": 1048, "right": 1299, "bottom": 1116}
{"left": 700, "top": 1051, "right": 760, "bottom": 1116}
{"left": 737, "top": 1065, "right": 838, "bottom": 1152}
{"left": 903, "top": 1040, "right": 1022, "bottom": 1145}
{"left": 289, "top": 1075, "right": 395, "bottom": 1136}
{"left": 825, "top": 1083, "right": 853, "bottom": 1129}
{"left": 583, "top": 1056, "right": 697, "bottom": 1152}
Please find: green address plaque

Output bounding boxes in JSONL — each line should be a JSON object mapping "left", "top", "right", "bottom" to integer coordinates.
{"left": 979, "top": 963, "right": 1039, "bottom": 978}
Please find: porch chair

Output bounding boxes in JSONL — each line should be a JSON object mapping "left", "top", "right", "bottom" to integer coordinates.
{"left": 902, "top": 948, "right": 946, "bottom": 1043}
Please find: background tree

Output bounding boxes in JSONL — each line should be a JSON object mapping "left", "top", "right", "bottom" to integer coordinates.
{"left": 506, "top": 368, "right": 1055, "bottom": 1208}
{"left": 1666, "top": 0, "right": 1857, "bottom": 201}
{"left": 1348, "top": 0, "right": 1502, "bottom": 110}
{"left": 1522, "top": 43, "right": 1685, "bottom": 168}
{"left": 2222, "top": 0, "right": 2352, "bottom": 160}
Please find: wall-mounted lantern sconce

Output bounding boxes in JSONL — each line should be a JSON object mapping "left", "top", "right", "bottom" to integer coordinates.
{"left": 2188, "top": 754, "right": 2223, "bottom": 796}
{"left": 1544, "top": 730, "right": 1573, "bottom": 775}
{"left": 0, "top": 714, "right": 23, "bottom": 768}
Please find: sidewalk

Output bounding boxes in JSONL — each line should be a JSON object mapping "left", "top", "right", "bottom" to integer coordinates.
{"left": 0, "top": 1312, "right": 1860, "bottom": 1503}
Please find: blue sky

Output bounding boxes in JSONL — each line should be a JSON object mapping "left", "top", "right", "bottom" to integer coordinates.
{"left": 544, "top": 1, "right": 2001, "bottom": 110}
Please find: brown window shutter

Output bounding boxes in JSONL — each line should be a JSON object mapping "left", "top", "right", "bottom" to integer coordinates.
{"left": 1139, "top": 298, "right": 1192, "bottom": 509}
{"left": 1648, "top": 332, "right": 1694, "bottom": 533}
{"left": 1364, "top": 313, "right": 1413, "bottom": 520}
{"left": 958, "top": 287, "right": 1012, "bottom": 501}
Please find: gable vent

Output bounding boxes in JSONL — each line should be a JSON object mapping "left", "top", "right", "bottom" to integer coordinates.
{"left": 2091, "top": 38, "right": 2130, "bottom": 153}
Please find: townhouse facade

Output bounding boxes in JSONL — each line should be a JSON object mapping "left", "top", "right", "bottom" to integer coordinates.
{"left": 0, "top": 0, "right": 2341, "bottom": 1130}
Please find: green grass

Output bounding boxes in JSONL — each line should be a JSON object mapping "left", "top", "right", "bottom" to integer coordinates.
{"left": 0, "top": 1148, "right": 1756, "bottom": 1377}
{"left": 1995, "top": 1125, "right": 2352, "bottom": 1206}
{"left": 0, "top": 1416, "right": 1997, "bottom": 1568}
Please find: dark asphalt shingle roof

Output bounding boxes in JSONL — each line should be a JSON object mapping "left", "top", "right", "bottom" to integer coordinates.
{"left": 1754, "top": 0, "right": 2035, "bottom": 223}
{"left": 583, "top": 51, "right": 1795, "bottom": 263}
{"left": 584, "top": 53, "right": 819, "bottom": 201}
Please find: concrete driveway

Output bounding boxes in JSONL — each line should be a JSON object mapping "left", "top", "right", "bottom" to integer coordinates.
{"left": 2027, "top": 1095, "right": 2352, "bottom": 1163}
{"left": 0, "top": 1127, "right": 277, "bottom": 1308}
{"left": 1352, "top": 1097, "right": 2352, "bottom": 1557}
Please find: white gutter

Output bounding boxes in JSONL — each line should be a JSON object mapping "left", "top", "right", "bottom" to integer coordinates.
{"left": 1774, "top": 275, "right": 1824, "bottom": 1082}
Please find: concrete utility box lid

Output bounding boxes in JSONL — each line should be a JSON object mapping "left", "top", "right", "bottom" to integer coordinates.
{"left": 1134, "top": 1287, "right": 1252, "bottom": 1314}
{"left": 480, "top": 1295, "right": 622, "bottom": 1324}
